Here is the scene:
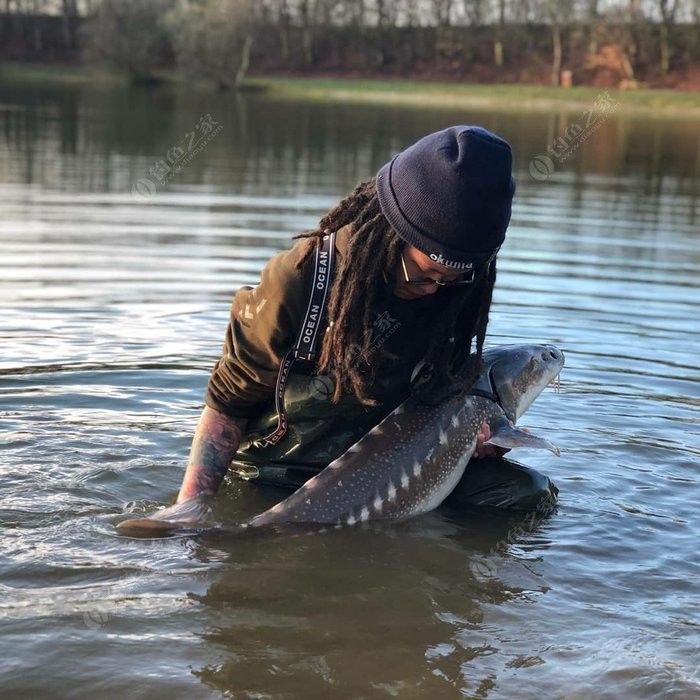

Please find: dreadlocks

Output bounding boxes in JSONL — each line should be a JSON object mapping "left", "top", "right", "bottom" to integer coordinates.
{"left": 295, "top": 178, "right": 497, "bottom": 406}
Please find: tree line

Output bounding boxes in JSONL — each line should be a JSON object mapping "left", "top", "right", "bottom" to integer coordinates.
{"left": 1, "top": 1, "right": 698, "bottom": 88}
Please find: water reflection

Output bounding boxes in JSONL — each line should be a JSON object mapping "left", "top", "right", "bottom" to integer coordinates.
{"left": 1, "top": 82, "right": 699, "bottom": 197}
{"left": 0, "top": 80, "right": 698, "bottom": 698}
{"left": 191, "top": 507, "right": 555, "bottom": 697}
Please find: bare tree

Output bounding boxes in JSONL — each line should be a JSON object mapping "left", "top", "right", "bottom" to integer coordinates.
{"left": 267, "top": 0, "right": 292, "bottom": 62}
{"left": 84, "top": 0, "right": 174, "bottom": 83}
{"left": 167, "top": 0, "right": 256, "bottom": 89}
{"left": 587, "top": 0, "right": 600, "bottom": 53}
{"left": 463, "top": 0, "right": 487, "bottom": 27}
{"left": 298, "top": 0, "right": 315, "bottom": 68}
{"left": 346, "top": 0, "right": 367, "bottom": 26}
{"left": 402, "top": 0, "right": 423, "bottom": 26}
{"left": 493, "top": 0, "right": 506, "bottom": 68}
{"left": 656, "top": 0, "right": 679, "bottom": 73}
{"left": 430, "top": 0, "right": 455, "bottom": 27}
{"left": 625, "top": 0, "right": 646, "bottom": 79}
{"left": 541, "top": 0, "right": 574, "bottom": 85}
{"left": 62, "top": 0, "right": 78, "bottom": 50}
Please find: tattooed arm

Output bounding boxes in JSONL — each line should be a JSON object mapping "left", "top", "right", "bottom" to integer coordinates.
{"left": 117, "top": 407, "right": 246, "bottom": 532}
{"left": 177, "top": 406, "right": 247, "bottom": 503}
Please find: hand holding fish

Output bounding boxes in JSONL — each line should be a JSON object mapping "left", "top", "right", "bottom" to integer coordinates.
{"left": 473, "top": 422, "right": 510, "bottom": 459}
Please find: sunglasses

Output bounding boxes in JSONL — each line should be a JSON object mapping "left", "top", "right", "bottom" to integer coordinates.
{"left": 400, "top": 247, "right": 499, "bottom": 287}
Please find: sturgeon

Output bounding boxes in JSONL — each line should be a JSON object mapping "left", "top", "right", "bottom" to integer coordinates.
{"left": 118, "top": 344, "right": 563, "bottom": 534}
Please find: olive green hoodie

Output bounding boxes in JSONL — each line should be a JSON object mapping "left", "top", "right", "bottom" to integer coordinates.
{"left": 205, "top": 225, "right": 443, "bottom": 473}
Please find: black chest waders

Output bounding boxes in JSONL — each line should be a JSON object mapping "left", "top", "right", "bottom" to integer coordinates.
{"left": 252, "top": 231, "right": 337, "bottom": 449}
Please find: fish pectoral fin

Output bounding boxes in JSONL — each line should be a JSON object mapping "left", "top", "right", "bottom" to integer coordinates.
{"left": 485, "top": 424, "right": 560, "bottom": 456}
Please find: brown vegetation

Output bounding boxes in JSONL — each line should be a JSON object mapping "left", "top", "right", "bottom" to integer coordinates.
{"left": 0, "top": 1, "right": 698, "bottom": 90}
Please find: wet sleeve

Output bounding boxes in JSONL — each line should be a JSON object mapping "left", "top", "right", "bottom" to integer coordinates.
{"left": 204, "top": 245, "right": 311, "bottom": 418}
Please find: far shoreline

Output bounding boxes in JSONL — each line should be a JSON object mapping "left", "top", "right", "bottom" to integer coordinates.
{"left": 2, "top": 62, "right": 698, "bottom": 117}
{"left": 249, "top": 76, "right": 700, "bottom": 117}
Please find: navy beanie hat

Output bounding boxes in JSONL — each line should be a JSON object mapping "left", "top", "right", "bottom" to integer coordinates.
{"left": 376, "top": 125, "right": 516, "bottom": 269}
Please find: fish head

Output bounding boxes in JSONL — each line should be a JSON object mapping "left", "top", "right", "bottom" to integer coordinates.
{"left": 479, "top": 344, "right": 565, "bottom": 423}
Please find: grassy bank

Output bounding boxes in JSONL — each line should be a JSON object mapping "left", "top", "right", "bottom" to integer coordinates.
{"left": 2, "top": 61, "right": 698, "bottom": 116}
{"left": 249, "top": 76, "right": 700, "bottom": 116}
{"left": 0, "top": 61, "right": 124, "bottom": 85}
{"left": 0, "top": 61, "right": 177, "bottom": 87}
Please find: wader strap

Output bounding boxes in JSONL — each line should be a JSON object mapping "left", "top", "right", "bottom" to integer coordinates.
{"left": 468, "top": 388, "right": 500, "bottom": 403}
{"left": 254, "top": 231, "right": 336, "bottom": 448}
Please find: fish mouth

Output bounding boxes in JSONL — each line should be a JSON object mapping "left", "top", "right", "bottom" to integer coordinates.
{"left": 484, "top": 344, "right": 565, "bottom": 423}
{"left": 488, "top": 364, "right": 563, "bottom": 406}
{"left": 551, "top": 371, "right": 562, "bottom": 393}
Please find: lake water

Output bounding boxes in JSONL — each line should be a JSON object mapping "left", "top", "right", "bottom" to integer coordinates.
{"left": 0, "top": 80, "right": 698, "bottom": 699}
